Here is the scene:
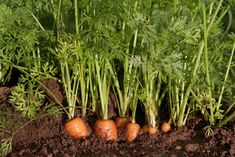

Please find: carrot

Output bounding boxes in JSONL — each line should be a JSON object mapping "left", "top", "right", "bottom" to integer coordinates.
{"left": 142, "top": 125, "right": 158, "bottom": 135}
{"left": 161, "top": 121, "right": 171, "bottom": 133}
{"left": 94, "top": 119, "right": 117, "bottom": 141}
{"left": 125, "top": 122, "right": 140, "bottom": 142}
{"left": 64, "top": 117, "right": 90, "bottom": 139}
{"left": 115, "top": 117, "right": 131, "bottom": 128}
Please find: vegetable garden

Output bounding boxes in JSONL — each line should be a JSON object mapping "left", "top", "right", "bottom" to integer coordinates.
{"left": 0, "top": 0, "right": 235, "bottom": 156}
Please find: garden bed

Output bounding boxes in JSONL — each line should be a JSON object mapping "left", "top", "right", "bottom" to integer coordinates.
{"left": 0, "top": 87, "right": 234, "bottom": 157}
{"left": 1, "top": 1, "right": 235, "bottom": 157}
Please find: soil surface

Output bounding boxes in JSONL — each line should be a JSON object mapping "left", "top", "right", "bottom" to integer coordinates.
{"left": 1, "top": 82, "right": 235, "bottom": 157}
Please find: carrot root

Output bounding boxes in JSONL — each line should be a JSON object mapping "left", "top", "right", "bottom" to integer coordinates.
{"left": 142, "top": 125, "right": 158, "bottom": 135}
{"left": 94, "top": 119, "right": 117, "bottom": 141}
{"left": 161, "top": 121, "right": 171, "bottom": 133}
{"left": 125, "top": 122, "right": 140, "bottom": 142}
{"left": 65, "top": 117, "right": 90, "bottom": 139}
{"left": 115, "top": 117, "right": 131, "bottom": 128}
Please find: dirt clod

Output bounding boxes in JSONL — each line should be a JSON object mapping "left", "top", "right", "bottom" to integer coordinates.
{"left": 185, "top": 143, "right": 200, "bottom": 152}
{"left": 0, "top": 86, "right": 11, "bottom": 104}
{"left": 41, "top": 78, "right": 63, "bottom": 104}
{"left": 229, "top": 143, "right": 235, "bottom": 155}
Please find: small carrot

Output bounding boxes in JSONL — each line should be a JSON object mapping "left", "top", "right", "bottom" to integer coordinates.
{"left": 161, "top": 121, "right": 171, "bottom": 133}
{"left": 125, "top": 122, "right": 140, "bottom": 142}
{"left": 142, "top": 125, "right": 158, "bottom": 135}
{"left": 64, "top": 117, "right": 90, "bottom": 139}
{"left": 115, "top": 117, "right": 131, "bottom": 128}
{"left": 94, "top": 119, "right": 117, "bottom": 141}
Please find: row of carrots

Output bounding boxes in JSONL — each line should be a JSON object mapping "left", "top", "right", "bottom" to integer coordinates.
{"left": 65, "top": 116, "right": 171, "bottom": 142}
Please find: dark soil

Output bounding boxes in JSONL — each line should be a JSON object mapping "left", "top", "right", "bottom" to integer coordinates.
{"left": 1, "top": 82, "right": 235, "bottom": 157}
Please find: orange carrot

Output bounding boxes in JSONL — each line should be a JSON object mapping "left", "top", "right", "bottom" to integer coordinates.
{"left": 142, "top": 125, "right": 158, "bottom": 135}
{"left": 115, "top": 117, "right": 131, "bottom": 128}
{"left": 161, "top": 121, "right": 171, "bottom": 133}
{"left": 65, "top": 117, "right": 90, "bottom": 139}
{"left": 125, "top": 122, "right": 140, "bottom": 142}
{"left": 94, "top": 119, "right": 117, "bottom": 141}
